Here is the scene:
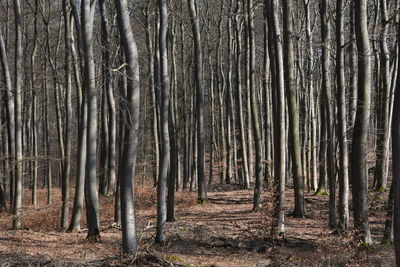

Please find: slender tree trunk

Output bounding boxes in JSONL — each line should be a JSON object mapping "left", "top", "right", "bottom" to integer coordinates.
{"left": 351, "top": 0, "right": 372, "bottom": 244}
{"left": 82, "top": 0, "right": 100, "bottom": 240}
{"left": 336, "top": 0, "right": 349, "bottom": 232}
{"left": 61, "top": 0, "right": 72, "bottom": 230}
{"left": 235, "top": 2, "right": 250, "bottom": 189}
{"left": 374, "top": 0, "right": 391, "bottom": 191}
{"left": 156, "top": 0, "right": 170, "bottom": 243}
{"left": 282, "top": 0, "right": 305, "bottom": 217}
{"left": 13, "top": 0, "right": 23, "bottom": 230}
{"left": 247, "top": 0, "right": 263, "bottom": 210}
{"left": 266, "top": 0, "right": 286, "bottom": 236}
{"left": 115, "top": 0, "right": 140, "bottom": 254}
{"left": 0, "top": 29, "right": 15, "bottom": 210}
{"left": 188, "top": 0, "right": 207, "bottom": 202}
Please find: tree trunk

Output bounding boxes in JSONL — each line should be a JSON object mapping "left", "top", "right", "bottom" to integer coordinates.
{"left": 266, "top": 0, "right": 286, "bottom": 236}
{"left": 82, "top": 0, "right": 100, "bottom": 240}
{"left": 282, "top": 0, "right": 305, "bottom": 217}
{"left": 61, "top": 0, "right": 72, "bottom": 230}
{"left": 156, "top": 0, "right": 170, "bottom": 243}
{"left": 351, "top": 0, "right": 372, "bottom": 245}
{"left": 188, "top": 0, "right": 207, "bottom": 202}
{"left": 13, "top": 0, "right": 23, "bottom": 230}
{"left": 374, "top": 0, "right": 391, "bottom": 191}
{"left": 115, "top": 0, "right": 141, "bottom": 253}
{"left": 336, "top": 0, "right": 349, "bottom": 232}
{"left": 247, "top": 0, "right": 263, "bottom": 210}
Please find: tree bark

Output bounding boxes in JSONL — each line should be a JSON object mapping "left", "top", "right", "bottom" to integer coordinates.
{"left": 336, "top": 0, "right": 349, "bottom": 232}
{"left": 82, "top": 0, "right": 100, "bottom": 240}
{"left": 13, "top": 0, "right": 23, "bottom": 229}
{"left": 188, "top": 0, "right": 207, "bottom": 202}
{"left": 156, "top": 0, "right": 170, "bottom": 243}
{"left": 282, "top": 0, "right": 305, "bottom": 217}
{"left": 115, "top": 0, "right": 141, "bottom": 254}
{"left": 351, "top": 0, "right": 372, "bottom": 244}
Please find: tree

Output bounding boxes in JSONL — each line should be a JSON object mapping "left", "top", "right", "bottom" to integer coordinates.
{"left": 374, "top": 0, "right": 391, "bottom": 191}
{"left": 282, "top": 0, "right": 305, "bottom": 217}
{"left": 321, "top": 0, "right": 336, "bottom": 228}
{"left": 266, "top": 0, "right": 286, "bottom": 236}
{"left": 13, "top": 0, "right": 23, "bottom": 230}
{"left": 114, "top": 0, "right": 141, "bottom": 254}
{"left": 68, "top": 0, "right": 87, "bottom": 232}
{"left": 247, "top": 0, "right": 263, "bottom": 210}
{"left": 61, "top": 0, "right": 72, "bottom": 230}
{"left": 351, "top": 0, "right": 372, "bottom": 245}
{"left": 335, "top": 0, "right": 349, "bottom": 232}
{"left": 0, "top": 29, "right": 14, "bottom": 213}
{"left": 188, "top": 0, "right": 207, "bottom": 203}
{"left": 81, "top": 0, "right": 100, "bottom": 240}
{"left": 156, "top": 0, "right": 170, "bottom": 243}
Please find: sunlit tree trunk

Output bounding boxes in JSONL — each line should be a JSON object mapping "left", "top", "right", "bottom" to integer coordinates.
{"left": 115, "top": 0, "right": 140, "bottom": 254}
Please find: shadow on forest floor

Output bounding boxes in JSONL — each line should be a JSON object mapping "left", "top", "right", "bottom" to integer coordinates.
{"left": 0, "top": 183, "right": 396, "bottom": 266}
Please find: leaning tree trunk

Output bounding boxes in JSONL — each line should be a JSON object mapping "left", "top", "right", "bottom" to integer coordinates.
{"left": 351, "top": 0, "right": 372, "bottom": 245}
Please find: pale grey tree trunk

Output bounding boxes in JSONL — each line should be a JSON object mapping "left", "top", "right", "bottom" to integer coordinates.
{"left": 235, "top": 1, "right": 250, "bottom": 189}
{"left": 13, "top": 0, "right": 23, "bottom": 229}
{"left": 82, "top": 0, "right": 100, "bottom": 240}
{"left": 115, "top": 0, "right": 141, "bottom": 253}
{"left": 156, "top": 0, "right": 170, "bottom": 243}
{"left": 266, "top": 0, "right": 286, "bottom": 237}
{"left": 336, "top": 0, "right": 349, "bottom": 232}
{"left": 61, "top": 0, "right": 72, "bottom": 230}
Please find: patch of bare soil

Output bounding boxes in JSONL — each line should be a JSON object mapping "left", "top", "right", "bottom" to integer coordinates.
{"left": 0, "top": 182, "right": 395, "bottom": 266}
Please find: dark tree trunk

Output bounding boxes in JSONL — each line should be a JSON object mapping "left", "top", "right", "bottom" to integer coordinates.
{"left": 351, "top": 0, "right": 372, "bottom": 244}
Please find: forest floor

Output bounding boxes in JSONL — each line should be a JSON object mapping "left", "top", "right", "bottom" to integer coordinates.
{"left": 0, "top": 181, "right": 396, "bottom": 266}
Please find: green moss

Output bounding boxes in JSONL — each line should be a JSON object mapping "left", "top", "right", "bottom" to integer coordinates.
{"left": 314, "top": 190, "right": 328, "bottom": 196}
{"left": 288, "top": 256, "right": 302, "bottom": 262}
{"left": 378, "top": 187, "right": 387, "bottom": 193}
{"left": 373, "top": 195, "right": 384, "bottom": 201}
{"left": 165, "top": 255, "right": 183, "bottom": 262}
